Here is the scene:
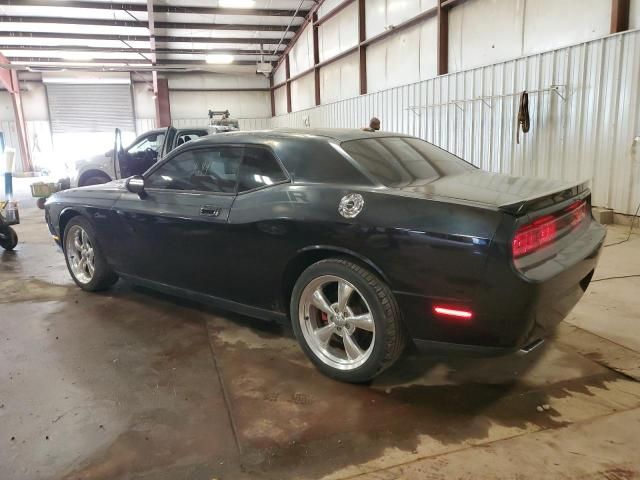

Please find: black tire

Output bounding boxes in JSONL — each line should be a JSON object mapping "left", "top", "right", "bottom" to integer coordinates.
{"left": 0, "top": 226, "right": 18, "bottom": 251}
{"left": 63, "top": 216, "right": 118, "bottom": 291}
{"left": 290, "top": 258, "right": 406, "bottom": 383}
{"left": 36, "top": 197, "right": 46, "bottom": 210}
{"left": 81, "top": 174, "right": 110, "bottom": 187}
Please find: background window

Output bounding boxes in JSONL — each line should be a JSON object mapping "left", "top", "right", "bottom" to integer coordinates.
{"left": 146, "top": 147, "right": 242, "bottom": 193}
{"left": 237, "top": 147, "right": 287, "bottom": 192}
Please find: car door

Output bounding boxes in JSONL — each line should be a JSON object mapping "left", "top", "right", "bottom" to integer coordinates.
{"left": 112, "top": 144, "right": 243, "bottom": 299}
{"left": 119, "top": 130, "right": 167, "bottom": 178}
{"left": 225, "top": 145, "right": 292, "bottom": 310}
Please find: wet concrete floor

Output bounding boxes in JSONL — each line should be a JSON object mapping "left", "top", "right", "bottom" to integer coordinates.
{"left": 2, "top": 202, "right": 640, "bottom": 479}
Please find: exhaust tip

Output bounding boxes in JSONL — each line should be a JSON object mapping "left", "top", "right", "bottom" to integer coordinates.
{"left": 519, "top": 338, "right": 545, "bottom": 355}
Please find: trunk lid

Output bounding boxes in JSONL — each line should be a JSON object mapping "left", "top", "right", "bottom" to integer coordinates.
{"left": 398, "top": 171, "right": 589, "bottom": 215}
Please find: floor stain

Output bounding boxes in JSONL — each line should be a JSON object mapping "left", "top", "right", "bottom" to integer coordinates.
{"left": 0, "top": 277, "right": 70, "bottom": 304}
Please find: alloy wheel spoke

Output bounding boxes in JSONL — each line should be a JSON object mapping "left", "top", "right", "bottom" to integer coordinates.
{"left": 311, "top": 288, "right": 334, "bottom": 316}
{"left": 347, "top": 313, "right": 374, "bottom": 332}
{"left": 337, "top": 281, "right": 353, "bottom": 313}
{"left": 74, "top": 234, "right": 82, "bottom": 252}
{"left": 80, "top": 229, "right": 88, "bottom": 246}
{"left": 343, "top": 332, "right": 364, "bottom": 360}
{"left": 86, "top": 260, "right": 95, "bottom": 276}
{"left": 314, "top": 323, "right": 337, "bottom": 347}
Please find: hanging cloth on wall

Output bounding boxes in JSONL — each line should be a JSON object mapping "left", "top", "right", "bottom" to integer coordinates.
{"left": 517, "top": 91, "right": 530, "bottom": 144}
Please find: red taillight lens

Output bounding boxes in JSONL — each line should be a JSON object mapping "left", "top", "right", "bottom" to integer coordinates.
{"left": 512, "top": 200, "right": 587, "bottom": 259}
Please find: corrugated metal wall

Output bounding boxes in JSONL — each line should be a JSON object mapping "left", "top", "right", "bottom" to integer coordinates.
{"left": 270, "top": 29, "right": 640, "bottom": 215}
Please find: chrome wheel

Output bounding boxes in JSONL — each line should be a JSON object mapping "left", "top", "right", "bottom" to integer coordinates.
{"left": 298, "top": 275, "right": 375, "bottom": 371}
{"left": 65, "top": 225, "right": 95, "bottom": 284}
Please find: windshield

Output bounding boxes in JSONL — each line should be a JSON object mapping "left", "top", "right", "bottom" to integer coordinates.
{"left": 341, "top": 137, "right": 475, "bottom": 188}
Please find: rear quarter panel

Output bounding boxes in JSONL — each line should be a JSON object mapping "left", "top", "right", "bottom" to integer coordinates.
{"left": 227, "top": 183, "right": 503, "bottom": 340}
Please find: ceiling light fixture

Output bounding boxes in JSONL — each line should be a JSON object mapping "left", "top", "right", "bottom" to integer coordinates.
{"left": 219, "top": 0, "right": 255, "bottom": 7}
{"left": 205, "top": 53, "right": 234, "bottom": 64}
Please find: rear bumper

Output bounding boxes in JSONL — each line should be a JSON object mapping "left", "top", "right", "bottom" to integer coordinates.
{"left": 399, "top": 219, "right": 606, "bottom": 354}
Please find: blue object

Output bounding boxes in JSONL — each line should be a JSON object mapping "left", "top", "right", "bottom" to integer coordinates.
{"left": 4, "top": 172, "right": 12, "bottom": 198}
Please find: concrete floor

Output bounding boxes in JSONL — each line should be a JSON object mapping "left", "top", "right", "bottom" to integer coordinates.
{"left": 2, "top": 180, "right": 640, "bottom": 479}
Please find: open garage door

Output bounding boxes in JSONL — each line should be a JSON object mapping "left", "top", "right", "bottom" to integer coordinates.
{"left": 45, "top": 82, "right": 137, "bottom": 166}
{"left": 46, "top": 83, "right": 135, "bottom": 134}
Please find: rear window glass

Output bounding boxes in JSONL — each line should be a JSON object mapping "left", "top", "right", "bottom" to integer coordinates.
{"left": 341, "top": 137, "right": 475, "bottom": 188}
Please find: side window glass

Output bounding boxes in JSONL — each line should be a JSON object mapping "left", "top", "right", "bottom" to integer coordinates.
{"left": 129, "top": 133, "right": 164, "bottom": 154}
{"left": 145, "top": 147, "right": 242, "bottom": 193}
{"left": 237, "top": 147, "right": 287, "bottom": 192}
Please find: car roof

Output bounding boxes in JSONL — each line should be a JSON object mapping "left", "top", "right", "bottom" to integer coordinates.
{"left": 183, "top": 128, "right": 413, "bottom": 145}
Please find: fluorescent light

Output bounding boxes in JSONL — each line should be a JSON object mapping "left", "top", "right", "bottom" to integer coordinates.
{"left": 205, "top": 53, "right": 234, "bottom": 64}
{"left": 61, "top": 51, "right": 94, "bottom": 61}
{"left": 219, "top": 0, "right": 255, "bottom": 7}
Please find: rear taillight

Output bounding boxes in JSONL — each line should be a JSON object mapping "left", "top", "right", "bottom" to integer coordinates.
{"left": 512, "top": 199, "right": 587, "bottom": 258}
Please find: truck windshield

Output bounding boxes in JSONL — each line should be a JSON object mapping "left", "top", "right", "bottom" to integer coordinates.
{"left": 341, "top": 137, "right": 475, "bottom": 188}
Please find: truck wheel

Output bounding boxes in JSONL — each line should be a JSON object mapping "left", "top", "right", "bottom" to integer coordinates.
{"left": 82, "top": 174, "right": 110, "bottom": 186}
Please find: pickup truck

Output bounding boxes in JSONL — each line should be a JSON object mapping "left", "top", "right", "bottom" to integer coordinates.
{"left": 66, "top": 126, "right": 220, "bottom": 188}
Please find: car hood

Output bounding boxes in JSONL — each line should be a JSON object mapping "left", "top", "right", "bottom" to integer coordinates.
{"left": 398, "top": 170, "right": 583, "bottom": 211}
{"left": 49, "top": 179, "right": 126, "bottom": 203}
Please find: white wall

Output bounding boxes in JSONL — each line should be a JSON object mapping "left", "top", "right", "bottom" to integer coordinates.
{"left": 273, "top": 62, "right": 287, "bottom": 86}
{"left": 449, "top": 0, "right": 612, "bottom": 71}
{"left": 290, "top": 23, "right": 314, "bottom": 77}
{"left": 169, "top": 90, "right": 271, "bottom": 122}
{"left": 320, "top": 52, "right": 359, "bottom": 104}
{"left": 365, "top": 0, "right": 437, "bottom": 38}
{"left": 280, "top": 0, "right": 625, "bottom": 112}
{"left": 523, "top": 0, "right": 610, "bottom": 55}
{"left": 318, "top": 1, "right": 358, "bottom": 62}
{"left": 366, "top": 19, "right": 438, "bottom": 93}
{"left": 0, "top": 92, "right": 14, "bottom": 121}
{"left": 291, "top": 72, "right": 315, "bottom": 111}
{"left": 132, "top": 82, "right": 156, "bottom": 120}
{"left": 274, "top": 85, "right": 288, "bottom": 116}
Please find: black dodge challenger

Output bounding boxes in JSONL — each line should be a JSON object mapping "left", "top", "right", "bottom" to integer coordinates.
{"left": 45, "top": 129, "right": 606, "bottom": 382}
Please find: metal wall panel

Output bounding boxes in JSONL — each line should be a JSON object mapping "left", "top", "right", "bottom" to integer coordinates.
{"left": 169, "top": 117, "right": 271, "bottom": 131}
{"left": 269, "top": 29, "right": 640, "bottom": 215}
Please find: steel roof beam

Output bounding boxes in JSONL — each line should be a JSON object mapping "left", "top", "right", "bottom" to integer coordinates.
{"left": 0, "top": 32, "right": 290, "bottom": 45}
{"left": 0, "top": 16, "right": 299, "bottom": 32}
{"left": 6, "top": 56, "right": 260, "bottom": 66}
{"left": 0, "top": 45, "right": 276, "bottom": 56}
{"left": 0, "top": 0, "right": 310, "bottom": 17}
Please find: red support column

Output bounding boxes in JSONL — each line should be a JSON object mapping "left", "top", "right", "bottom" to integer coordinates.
{"left": 269, "top": 76, "right": 276, "bottom": 117}
{"left": 312, "top": 12, "right": 321, "bottom": 106}
{"left": 358, "top": 0, "right": 367, "bottom": 95}
{"left": 285, "top": 54, "right": 292, "bottom": 113}
{"left": 437, "top": 1, "right": 449, "bottom": 76}
{"left": 0, "top": 55, "right": 32, "bottom": 172}
{"left": 610, "top": 0, "right": 630, "bottom": 33}
{"left": 154, "top": 77, "right": 171, "bottom": 127}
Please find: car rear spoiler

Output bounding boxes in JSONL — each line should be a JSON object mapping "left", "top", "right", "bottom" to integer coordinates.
{"left": 499, "top": 180, "right": 591, "bottom": 216}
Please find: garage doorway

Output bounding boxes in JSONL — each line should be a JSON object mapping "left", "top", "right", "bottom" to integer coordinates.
{"left": 46, "top": 82, "right": 137, "bottom": 169}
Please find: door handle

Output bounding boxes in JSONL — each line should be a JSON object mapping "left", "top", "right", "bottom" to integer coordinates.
{"left": 200, "top": 205, "right": 221, "bottom": 217}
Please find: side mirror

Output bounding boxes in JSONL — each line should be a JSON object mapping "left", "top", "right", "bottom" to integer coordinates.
{"left": 125, "top": 175, "right": 146, "bottom": 198}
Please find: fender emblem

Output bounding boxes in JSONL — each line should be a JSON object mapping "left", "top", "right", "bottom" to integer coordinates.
{"left": 338, "top": 193, "right": 364, "bottom": 219}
